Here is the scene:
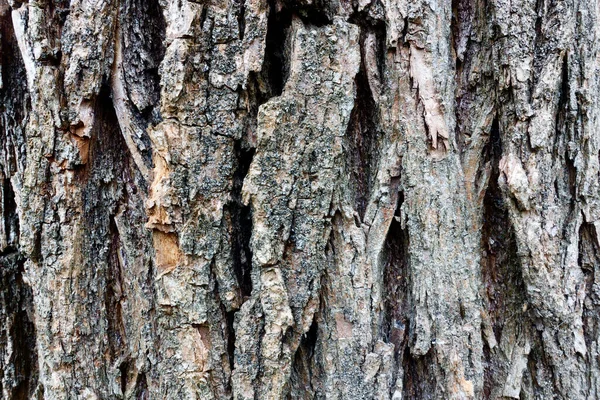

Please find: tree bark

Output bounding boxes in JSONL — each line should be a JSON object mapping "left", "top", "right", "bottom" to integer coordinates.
{"left": 1, "top": 0, "right": 599, "bottom": 399}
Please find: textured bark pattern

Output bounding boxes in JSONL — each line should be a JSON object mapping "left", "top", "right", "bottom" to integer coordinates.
{"left": 1, "top": 0, "right": 600, "bottom": 399}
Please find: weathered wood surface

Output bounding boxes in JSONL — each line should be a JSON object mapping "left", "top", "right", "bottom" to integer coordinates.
{"left": 1, "top": 0, "right": 600, "bottom": 399}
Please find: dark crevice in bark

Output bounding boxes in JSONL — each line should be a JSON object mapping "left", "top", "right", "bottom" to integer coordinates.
{"left": 566, "top": 153, "right": 577, "bottom": 201}
{"left": 2, "top": 177, "right": 19, "bottom": 248}
{"left": 421, "top": 108, "right": 433, "bottom": 153}
{"left": 476, "top": 117, "right": 501, "bottom": 194}
{"left": 236, "top": 0, "right": 247, "bottom": 40}
{"left": 552, "top": 52, "right": 569, "bottom": 154}
{"left": 552, "top": 53, "right": 577, "bottom": 237}
{"left": 209, "top": 271, "right": 236, "bottom": 397}
{"left": 402, "top": 346, "right": 437, "bottom": 399}
{"left": 119, "top": 0, "right": 166, "bottom": 161}
{"left": 348, "top": 10, "right": 387, "bottom": 80}
{"left": 80, "top": 86, "right": 132, "bottom": 382}
{"left": 401, "top": 16, "right": 410, "bottom": 46}
{"left": 134, "top": 372, "right": 149, "bottom": 400}
{"left": 579, "top": 222, "right": 600, "bottom": 368}
{"left": 289, "top": 313, "right": 319, "bottom": 398}
{"left": 212, "top": 302, "right": 235, "bottom": 393}
{"left": 346, "top": 72, "right": 375, "bottom": 220}
{"left": 246, "top": 72, "right": 273, "bottom": 112}
{"left": 0, "top": 4, "right": 29, "bottom": 179}
{"left": 106, "top": 215, "right": 126, "bottom": 360}
{"left": 83, "top": 85, "right": 131, "bottom": 194}
{"left": 451, "top": 10, "right": 461, "bottom": 72}
{"left": 30, "top": 225, "right": 42, "bottom": 265}
{"left": 263, "top": 1, "right": 293, "bottom": 96}
{"left": 579, "top": 222, "right": 600, "bottom": 275}
{"left": 119, "top": 360, "right": 129, "bottom": 397}
{"left": 242, "top": 73, "right": 269, "bottom": 152}
{"left": 534, "top": 0, "right": 543, "bottom": 41}
{"left": 0, "top": 9, "right": 37, "bottom": 399}
{"left": 46, "top": 1, "right": 71, "bottom": 24}
{"left": 344, "top": 25, "right": 384, "bottom": 220}
{"left": 275, "top": 0, "right": 332, "bottom": 26}
{"left": 226, "top": 310, "right": 237, "bottom": 371}
{"left": 289, "top": 235, "right": 331, "bottom": 400}
{"left": 349, "top": 5, "right": 385, "bottom": 28}
{"left": 85, "top": 82, "right": 158, "bottom": 395}
{"left": 451, "top": 0, "right": 474, "bottom": 65}
{"left": 256, "top": 0, "right": 334, "bottom": 100}
{"left": 253, "top": 306, "right": 268, "bottom": 394}
{"left": 385, "top": 196, "right": 436, "bottom": 398}
{"left": 230, "top": 141, "right": 255, "bottom": 299}
{"left": 261, "top": 1, "right": 331, "bottom": 95}
{"left": 454, "top": 8, "right": 489, "bottom": 158}
{"left": 295, "top": 8, "right": 331, "bottom": 26}
{"left": 0, "top": 251, "right": 38, "bottom": 400}
{"left": 199, "top": 7, "right": 209, "bottom": 30}
{"left": 380, "top": 194, "right": 438, "bottom": 399}
{"left": 302, "top": 316, "right": 319, "bottom": 356}
{"left": 381, "top": 191, "right": 409, "bottom": 397}
{"left": 381, "top": 192, "right": 408, "bottom": 355}
{"left": 480, "top": 117, "right": 529, "bottom": 396}
{"left": 482, "top": 336, "right": 493, "bottom": 399}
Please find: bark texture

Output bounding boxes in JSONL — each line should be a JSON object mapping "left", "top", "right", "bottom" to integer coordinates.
{"left": 1, "top": 0, "right": 600, "bottom": 399}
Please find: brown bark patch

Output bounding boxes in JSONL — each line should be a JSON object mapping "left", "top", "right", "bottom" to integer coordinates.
{"left": 152, "top": 230, "right": 180, "bottom": 274}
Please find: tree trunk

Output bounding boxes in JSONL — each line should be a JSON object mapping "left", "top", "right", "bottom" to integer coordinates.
{"left": 1, "top": 0, "right": 599, "bottom": 398}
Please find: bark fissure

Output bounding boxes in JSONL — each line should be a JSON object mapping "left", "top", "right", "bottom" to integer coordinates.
{"left": 344, "top": 16, "right": 386, "bottom": 221}
{"left": 262, "top": 1, "right": 293, "bottom": 96}
{"left": 1, "top": 251, "right": 38, "bottom": 400}
{"left": 230, "top": 142, "right": 255, "bottom": 299}
{"left": 382, "top": 192, "right": 408, "bottom": 353}
{"left": 346, "top": 61, "right": 378, "bottom": 219}
{"left": 0, "top": 6, "right": 38, "bottom": 399}
{"left": 580, "top": 222, "right": 600, "bottom": 390}
{"left": 402, "top": 346, "right": 437, "bottom": 399}
{"left": 480, "top": 117, "right": 530, "bottom": 398}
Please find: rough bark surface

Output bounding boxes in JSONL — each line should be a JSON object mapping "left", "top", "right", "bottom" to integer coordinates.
{"left": 1, "top": 0, "right": 599, "bottom": 399}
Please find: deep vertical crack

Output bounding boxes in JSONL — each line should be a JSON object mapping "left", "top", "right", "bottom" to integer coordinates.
{"left": 480, "top": 118, "right": 530, "bottom": 397}
{"left": 262, "top": 1, "right": 293, "bottom": 96}
{"left": 344, "top": 23, "right": 384, "bottom": 221}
